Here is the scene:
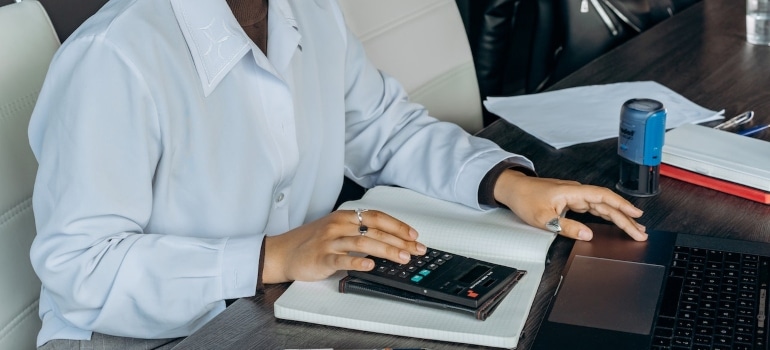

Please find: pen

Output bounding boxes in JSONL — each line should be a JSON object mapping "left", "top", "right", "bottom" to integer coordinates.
{"left": 713, "top": 110, "right": 754, "bottom": 130}
{"left": 738, "top": 124, "right": 770, "bottom": 136}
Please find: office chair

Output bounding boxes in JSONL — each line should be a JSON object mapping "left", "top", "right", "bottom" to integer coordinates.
{"left": 336, "top": 0, "right": 484, "bottom": 133}
{"left": 0, "top": 1, "right": 60, "bottom": 349}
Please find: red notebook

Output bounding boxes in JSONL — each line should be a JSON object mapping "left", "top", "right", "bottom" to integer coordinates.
{"left": 660, "top": 164, "right": 770, "bottom": 204}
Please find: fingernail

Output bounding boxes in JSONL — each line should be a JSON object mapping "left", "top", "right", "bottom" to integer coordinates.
{"left": 416, "top": 242, "right": 427, "bottom": 254}
{"left": 362, "top": 259, "right": 374, "bottom": 270}
{"left": 409, "top": 228, "right": 418, "bottom": 240}
{"left": 399, "top": 251, "right": 411, "bottom": 261}
{"left": 578, "top": 229, "right": 592, "bottom": 241}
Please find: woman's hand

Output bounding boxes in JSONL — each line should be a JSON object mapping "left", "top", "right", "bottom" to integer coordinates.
{"left": 262, "top": 210, "right": 427, "bottom": 283}
{"left": 494, "top": 169, "right": 648, "bottom": 241}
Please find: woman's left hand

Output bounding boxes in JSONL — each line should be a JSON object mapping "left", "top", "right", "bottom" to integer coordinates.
{"left": 494, "top": 169, "right": 648, "bottom": 241}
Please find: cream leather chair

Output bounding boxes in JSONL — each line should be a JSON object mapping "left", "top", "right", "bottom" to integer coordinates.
{"left": 0, "top": 1, "right": 60, "bottom": 349}
{"left": 337, "top": 0, "right": 484, "bottom": 133}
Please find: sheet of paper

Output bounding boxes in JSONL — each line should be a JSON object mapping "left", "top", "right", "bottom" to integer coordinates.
{"left": 483, "top": 81, "right": 724, "bottom": 149}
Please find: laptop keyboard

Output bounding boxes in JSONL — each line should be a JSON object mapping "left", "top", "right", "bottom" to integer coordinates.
{"left": 651, "top": 246, "right": 769, "bottom": 350}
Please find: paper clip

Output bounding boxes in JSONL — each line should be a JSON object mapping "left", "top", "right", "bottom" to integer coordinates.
{"left": 713, "top": 110, "right": 754, "bottom": 130}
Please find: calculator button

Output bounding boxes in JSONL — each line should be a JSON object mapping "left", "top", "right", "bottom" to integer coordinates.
{"left": 435, "top": 258, "right": 446, "bottom": 265}
{"left": 419, "top": 269, "right": 431, "bottom": 276}
{"left": 376, "top": 266, "right": 387, "bottom": 273}
{"left": 387, "top": 268, "right": 397, "bottom": 275}
{"left": 411, "top": 275, "right": 423, "bottom": 283}
{"left": 442, "top": 254, "right": 453, "bottom": 260}
{"left": 406, "top": 265, "right": 417, "bottom": 272}
{"left": 430, "top": 250, "right": 441, "bottom": 257}
{"left": 398, "top": 271, "right": 409, "bottom": 278}
{"left": 415, "top": 260, "right": 426, "bottom": 267}
{"left": 427, "top": 263, "right": 438, "bottom": 270}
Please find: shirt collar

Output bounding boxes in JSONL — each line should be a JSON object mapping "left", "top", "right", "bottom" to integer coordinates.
{"left": 170, "top": 0, "right": 301, "bottom": 96}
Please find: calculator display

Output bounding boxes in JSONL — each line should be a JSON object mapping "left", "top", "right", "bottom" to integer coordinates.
{"left": 458, "top": 265, "right": 491, "bottom": 284}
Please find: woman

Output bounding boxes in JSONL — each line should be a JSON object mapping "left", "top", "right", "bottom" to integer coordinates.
{"left": 29, "top": 0, "right": 646, "bottom": 348}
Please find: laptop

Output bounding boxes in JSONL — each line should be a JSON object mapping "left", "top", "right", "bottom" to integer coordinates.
{"left": 532, "top": 223, "right": 769, "bottom": 350}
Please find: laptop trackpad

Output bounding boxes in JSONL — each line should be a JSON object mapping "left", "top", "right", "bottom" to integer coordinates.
{"left": 548, "top": 255, "right": 665, "bottom": 335}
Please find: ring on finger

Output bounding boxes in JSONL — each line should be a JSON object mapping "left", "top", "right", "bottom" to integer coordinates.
{"left": 545, "top": 217, "right": 562, "bottom": 234}
{"left": 355, "top": 208, "right": 369, "bottom": 235}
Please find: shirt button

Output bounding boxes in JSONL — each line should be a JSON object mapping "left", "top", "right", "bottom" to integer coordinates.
{"left": 275, "top": 193, "right": 285, "bottom": 203}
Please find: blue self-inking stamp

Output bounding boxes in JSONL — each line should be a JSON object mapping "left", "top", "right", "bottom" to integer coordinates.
{"left": 616, "top": 98, "right": 666, "bottom": 197}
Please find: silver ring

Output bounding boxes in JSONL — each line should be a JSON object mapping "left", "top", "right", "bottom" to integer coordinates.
{"left": 545, "top": 217, "right": 562, "bottom": 234}
{"left": 355, "top": 208, "right": 368, "bottom": 235}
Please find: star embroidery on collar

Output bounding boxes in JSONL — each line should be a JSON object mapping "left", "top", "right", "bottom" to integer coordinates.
{"left": 199, "top": 18, "right": 235, "bottom": 60}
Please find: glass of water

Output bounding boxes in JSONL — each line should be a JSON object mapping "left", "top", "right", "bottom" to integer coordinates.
{"left": 747, "top": 0, "right": 770, "bottom": 45}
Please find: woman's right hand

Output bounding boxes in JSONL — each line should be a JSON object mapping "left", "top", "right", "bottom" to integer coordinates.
{"left": 262, "top": 209, "right": 427, "bottom": 283}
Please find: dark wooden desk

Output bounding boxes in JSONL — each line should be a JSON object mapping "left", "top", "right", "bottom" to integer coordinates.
{"left": 175, "top": 1, "right": 770, "bottom": 349}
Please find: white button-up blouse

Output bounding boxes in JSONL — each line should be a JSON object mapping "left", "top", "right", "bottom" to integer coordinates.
{"left": 28, "top": 0, "right": 533, "bottom": 345}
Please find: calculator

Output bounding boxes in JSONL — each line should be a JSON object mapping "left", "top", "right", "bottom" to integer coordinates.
{"left": 347, "top": 247, "right": 526, "bottom": 308}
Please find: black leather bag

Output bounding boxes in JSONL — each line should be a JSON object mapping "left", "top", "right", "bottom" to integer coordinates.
{"left": 455, "top": 0, "right": 701, "bottom": 125}
{"left": 547, "top": 0, "right": 683, "bottom": 86}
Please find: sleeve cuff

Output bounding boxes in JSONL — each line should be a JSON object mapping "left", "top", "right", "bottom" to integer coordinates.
{"left": 221, "top": 235, "right": 263, "bottom": 300}
{"left": 477, "top": 159, "right": 538, "bottom": 208}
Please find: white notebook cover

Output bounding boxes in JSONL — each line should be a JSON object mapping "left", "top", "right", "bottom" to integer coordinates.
{"left": 274, "top": 186, "right": 556, "bottom": 349}
{"left": 662, "top": 123, "right": 770, "bottom": 191}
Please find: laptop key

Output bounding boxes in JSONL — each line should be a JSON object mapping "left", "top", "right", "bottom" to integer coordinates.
{"left": 693, "top": 334, "right": 711, "bottom": 344}
{"left": 694, "top": 326, "right": 712, "bottom": 335}
{"left": 651, "top": 336, "right": 671, "bottom": 347}
{"left": 654, "top": 327, "right": 673, "bottom": 338}
{"left": 656, "top": 316, "right": 675, "bottom": 329}
{"left": 735, "top": 333, "right": 753, "bottom": 343}
{"left": 674, "top": 327, "right": 693, "bottom": 338}
{"left": 659, "top": 276, "right": 684, "bottom": 317}
{"left": 672, "top": 337, "right": 692, "bottom": 347}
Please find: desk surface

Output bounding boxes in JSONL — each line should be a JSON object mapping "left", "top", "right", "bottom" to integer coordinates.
{"left": 175, "top": 1, "right": 770, "bottom": 349}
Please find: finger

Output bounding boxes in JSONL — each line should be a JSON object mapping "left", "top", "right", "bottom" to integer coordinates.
{"left": 336, "top": 234, "right": 418, "bottom": 265}
{"left": 324, "top": 253, "right": 376, "bottom": 272}
{"left": 568, "top": 186, "right": 644, "bottom": 218}
{"left": 348, "top": 210, "right": 419, "bottom": 241}
{"left": 559, "top": 214, "right": 647, "bottom": 242}
{"left": 608, "top": 213, "right": 648, "bottom": 241}
{"left": 358, "top": 226, "right": 427, "bottom": 256}
{"left": 586, "top": 203, "right": 648, "bottom": 241}
{"left": 556, "top": 218, "right": 593, "bottom": 241}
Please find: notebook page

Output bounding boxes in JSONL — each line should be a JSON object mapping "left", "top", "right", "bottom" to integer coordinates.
{"left": 275, "top": 186, "right": 556, "bottom": 348}
{"left": 338, "top": 186, "right": 556, "bottom": 265}
{"left": 276, "top": 262, "right": 544, "bottom": 349}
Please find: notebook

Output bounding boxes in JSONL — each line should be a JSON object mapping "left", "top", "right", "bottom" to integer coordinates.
{"left": 274, "top": 186, "right": 557, "bottom": 349}
{"left": 532, "top": 223, "right": 770, "bottom": 350}
{"left": 662, "top": 123, "right": 770, "bottom": 192}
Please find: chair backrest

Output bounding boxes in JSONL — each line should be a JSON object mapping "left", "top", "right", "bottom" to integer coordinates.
{"left": 0, "top": 1, "right": 60, "bottom": 349}
{"left": 336, "top": 0, "right": 484, "bottom": 133}
{"left": 37, "top": 0, "right": 108, "bottom": 42}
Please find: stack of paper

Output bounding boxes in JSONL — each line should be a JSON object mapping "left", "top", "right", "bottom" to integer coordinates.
{"left": 661, "top": 123, "right": 770, "bottom": 204}
{"left": 483, "top": 81, "right": 724, "bottom": 149}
